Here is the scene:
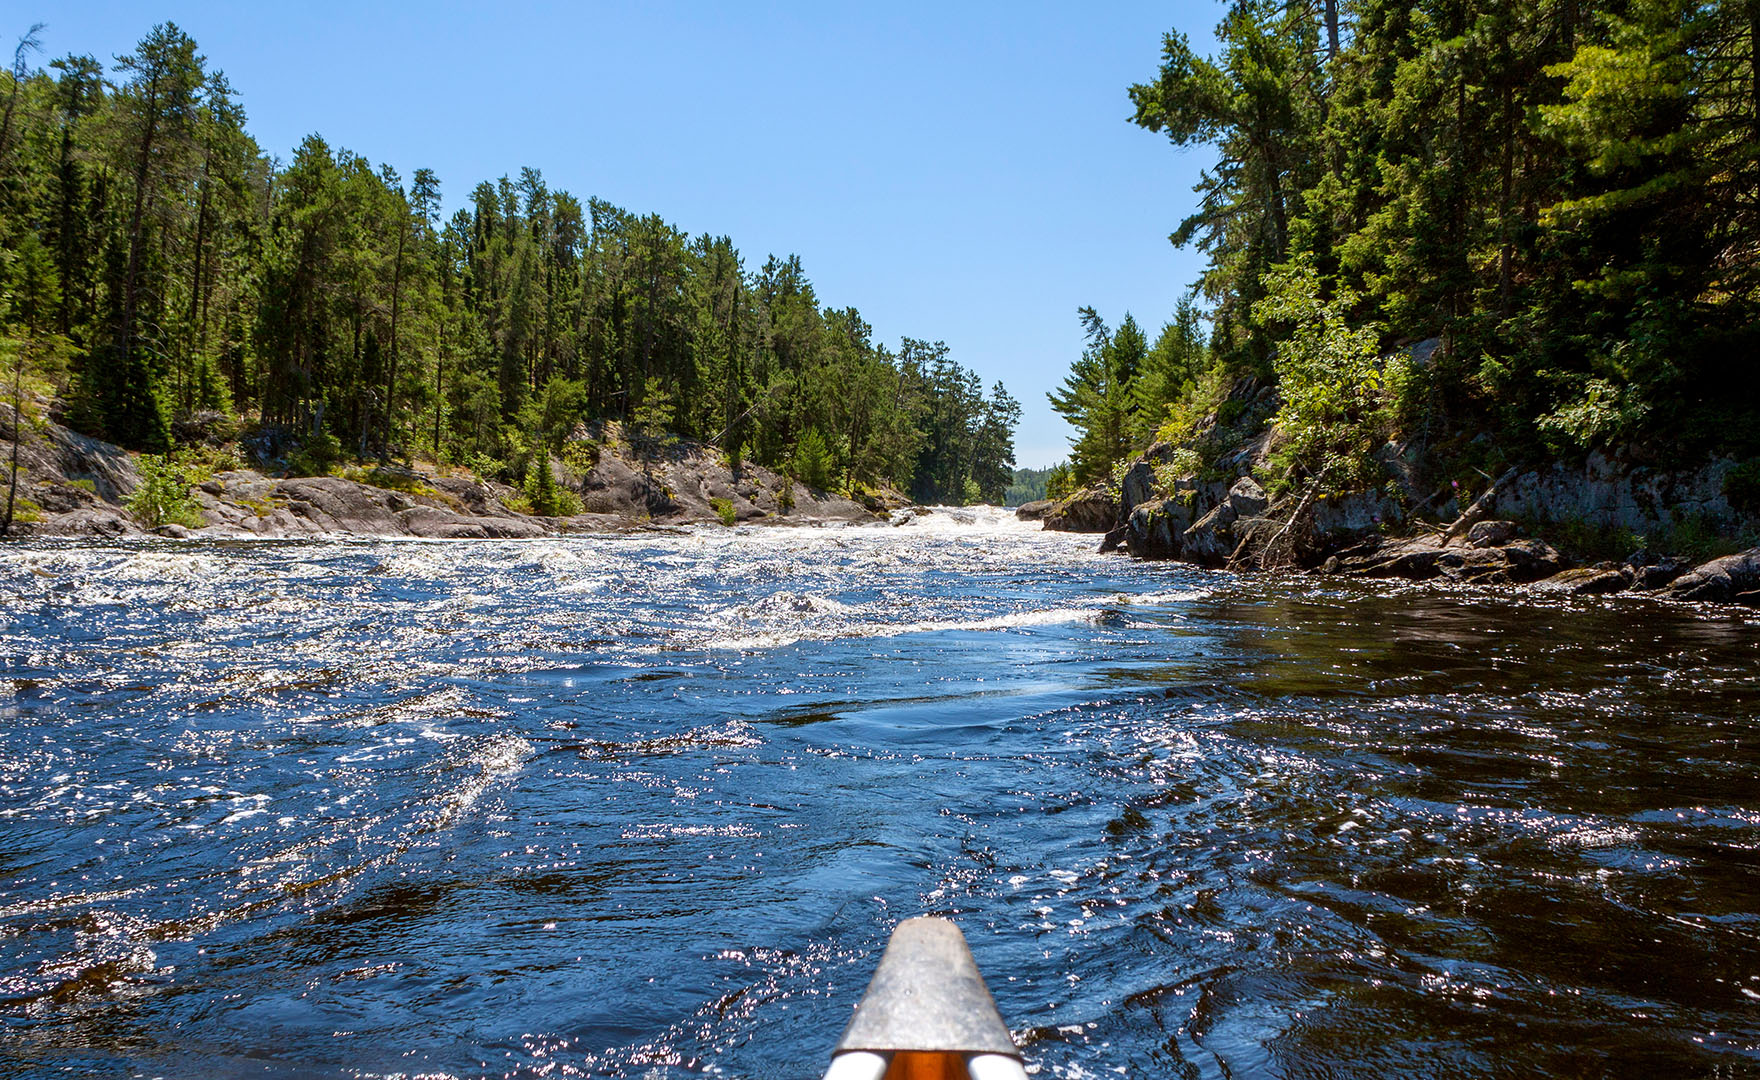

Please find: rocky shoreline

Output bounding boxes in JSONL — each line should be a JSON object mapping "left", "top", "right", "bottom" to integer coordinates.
{"left": 1018, "top": 450, "right": 1760, "bottom": 608}
{"left": 2, "top": 410, "right": 898, "bottom": 541}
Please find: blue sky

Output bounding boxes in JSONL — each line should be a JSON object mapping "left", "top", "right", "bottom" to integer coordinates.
{"left": 14, "top": 2, "right": 1219, "bottom": 468}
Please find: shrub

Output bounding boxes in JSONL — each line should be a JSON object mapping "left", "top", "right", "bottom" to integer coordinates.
{"left": 127, "top": 453, "right": 204, "bottom": 529}
{"left": 1536, "top": 376, "right": 1650, "bottom": 453}
{"left": 710, "top": 497, "right": 737, "bottom": 526}
{"left": 287, "top": 430, "right": 342, "bottom": 476}
{"left": 1253, "top": 255, "right": 1407, "bottom": 495}
{"left": 1045, "top": 462, "right": 1076, "bottom": 501}
{"left": 1724, "top": 458, "right": 1760, "bottom": 516}
{"left": 561, "top": 440, "right": 600, "bottom": 475}
{"left": 465, "top": 452, "right": 508, "bottom": 482}
{"left": 791, "top": 428, "right": 836, "bottom": 490}
{"left": 522, "top": 455, "right": 580, "bottom": 517}
{"left": 345, "top": 465, "right": 439, "bottom": 497}
{"left": 12, "top": 495, "right": 42, "bottom": 524}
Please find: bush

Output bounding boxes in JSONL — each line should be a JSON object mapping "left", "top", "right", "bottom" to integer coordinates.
{"left": 1536, "top": 376, "right": 1650, "bottom": 453}
{"left": 344, "top": 465, "right": 439, "bottom": 497}
{"left": 561, "top": 440, "right": 600, "bottom": 475}
{"left": 1253, "top": 256, "right": 1407, "bottom": 495}
{"left": 1045, "top": 462, "right": 1076, "bottom": 501}
{"left": 791, "top": 428, "right": 836, "bottom": 490}
{"left": 287, "top": 430, "right": 342, "bottom": 476}
{"left": 127, "top": 453, "right": 204, "bottom": 529}
{"left": 465, "top": 452, "right": 509, "bottom": 482}
{"left": 710, "top": 497, "right": 737, "bottom": 526}
{"left": 522, "top": 455, "right": 580, "bottom": 517}
{"left": 1725, "top": 458, "right": 1760, "bottom": 516}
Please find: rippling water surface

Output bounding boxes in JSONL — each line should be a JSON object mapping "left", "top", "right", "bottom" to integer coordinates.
{"left": 2, "top": 508, "right": 1757, "bottom": 1079}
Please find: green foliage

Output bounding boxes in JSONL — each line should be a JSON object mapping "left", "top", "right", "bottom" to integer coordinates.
{"left": 287, "top": 430, "right": 342, "bottom": 476}
{"left": 1535, "top": 377, "right": 1650, "bottom": 452}
{"left": 465, "top": 452, "right": 508, "bottom": 483}
{"left": 1106, "top": 0, "right": 1760, "bottom": 505}
{"left": 1254, "top": 257, "right": 1407, "bottom": 493}
{"left": 1045, "top": 462, "right": 1076, "bottom": 501}
{"left": 1153, "top": 364, "right": 1233, "bottom": 449}
{"left": 1131, "top": 298, "right": 1209, "bottom": 443}
{"left": 791, "top": 428, "right": 835, "bottom": 491}
{"left": 522, "top": 455, "right": 580, "bottom": 517}
{"left": 192, "top": 355, "right": 233, "bottom": 415}
{"left": 521, "top": 377, "right": 586, "bottom": 453}
{"left": 127, "top": 453, "right": 204, "bottom": 529}
{"left": 1048, "top": 309, "right": 1142, "bottom": 485}
{"left": 1006, "top": 465, "right": 1061, "bottom": 505}
{"left": 1724, "top": 460, "right": 1760, "bottom": 517}
{"left": 0, "top": 23, "right": 1017, "bottom": 503}
{"left": 176, "top": 443, "right": 242, "bottom": 481}
{"left": 561, "top": 440, "right": 599, "bottom": 475}
{"left": 710, "top": 496, "right": 737, "bottom": 526}
{"left": 1527, "top": 511, "right": 1745, "bottom": 565}
{"left": 344, "top": 465, "right": 438, "bottom": 497}
{"left": 631, "top": 376, "right": 676, "bottom": 441}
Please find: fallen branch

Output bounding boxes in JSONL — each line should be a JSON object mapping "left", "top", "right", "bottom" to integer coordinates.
{"left": 1442, "top": 467, "right": 1518, "bottom": 547}
{"left": 1260, "top": 469, "right": 1328, "bottom": 570}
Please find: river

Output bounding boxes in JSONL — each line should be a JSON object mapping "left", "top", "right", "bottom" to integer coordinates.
{"left": 2, "top": 508, "right": 1757, "bottom": 1078}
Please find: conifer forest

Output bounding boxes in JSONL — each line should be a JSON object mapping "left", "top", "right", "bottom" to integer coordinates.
{"left": 0, "top": 22, "right": 1021, "bottom": 506}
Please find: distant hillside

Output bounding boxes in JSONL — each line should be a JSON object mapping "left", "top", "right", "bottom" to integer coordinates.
{"left": 1005, "top": 465, "right": 1066, "bottom": 506}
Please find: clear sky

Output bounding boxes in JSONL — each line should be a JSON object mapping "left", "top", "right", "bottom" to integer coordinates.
{"left": 10, "top": 2, "right": 1219, "bottom": 468}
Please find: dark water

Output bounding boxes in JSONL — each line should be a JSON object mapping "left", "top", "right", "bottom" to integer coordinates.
{"left": 2, "top": 508, "right": 1757, "bottom": 1079}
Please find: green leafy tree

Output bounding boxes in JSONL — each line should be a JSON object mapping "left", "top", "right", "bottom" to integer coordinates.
{"left": 0, "top": 20, "right": 1020, "bottom": 502}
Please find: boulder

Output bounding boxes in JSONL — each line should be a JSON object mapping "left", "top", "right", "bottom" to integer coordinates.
{"left": 1625, "top": 553, "right": 1691, "bottom": 591}
{"left": 1120, "top": 462, "right": 1158, "bottom": 517}
{"left": 1042, "top": 485, "right": 1120, "bottom": 533}
{"left": 1538, "top": 565, "right": 1632, "bottom": 595}
{"left": 452, "top": 506, "right": 547, "bottom": 538}
{"left": 1308, "top": 490, "right": 1401, "bottom": 550}
{"left": 1226, "top": 476, "right": 1268, "bottom": 518}
{"left": 1181, "top": 503, "right": 1239, "bottom": 568}
{"left": 1662, "top": 548, "right": 1760, "bottom": 605}
{"left": 1498, "top": 454, "right": 1747, "bottom": 540}
{"left": 1436, "top": 538, "right": 1566, "bottom": 585}
{"left": 1014, "top": 499, "right": 1053, "bottom": 522}
{"left": 1124, "top": 497, "right": 1193, "bottom": 560}
{"left": 1323, "top": 535, "right": 1446, "bottom": 580}
{"left": 1324, "top": 533, "right": 1560, "bottom": 582}
{"left": 275, "top": 477, "right": 407, "bottom": 534}
{"left": 26, "top": 505, "right": 138, "bottom": 537}
{"left": 266, "top": 476, "right": 549, "bottom": 538}
{"left": 1467, "top": 520, "right": 1519, "bottom": 548}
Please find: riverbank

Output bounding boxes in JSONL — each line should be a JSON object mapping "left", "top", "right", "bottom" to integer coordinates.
{"left": 0, "top": 403, "right": 898, "bottom": 540}
{"left": 1019, "top": 446, "right": 1760, "bottom": 607}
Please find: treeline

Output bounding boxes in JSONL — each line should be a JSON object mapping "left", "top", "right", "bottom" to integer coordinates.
{"left": 1059, "top": 0, "right": 1760, "bottom": 493}
{"left": 0, "top": 23, "right": 1019, "bottom": 504}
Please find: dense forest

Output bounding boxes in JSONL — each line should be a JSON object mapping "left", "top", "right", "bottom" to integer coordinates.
{"left": 1054, "top": 0, "right": 1760, "bottom": 503}
{"left": 0, "top": 22, "right": 1020, "bottom": 507}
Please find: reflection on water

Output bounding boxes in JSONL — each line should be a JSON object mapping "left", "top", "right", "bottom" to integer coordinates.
{"left": 1, "top": 508, "right": 1757, "bottom": 1078}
